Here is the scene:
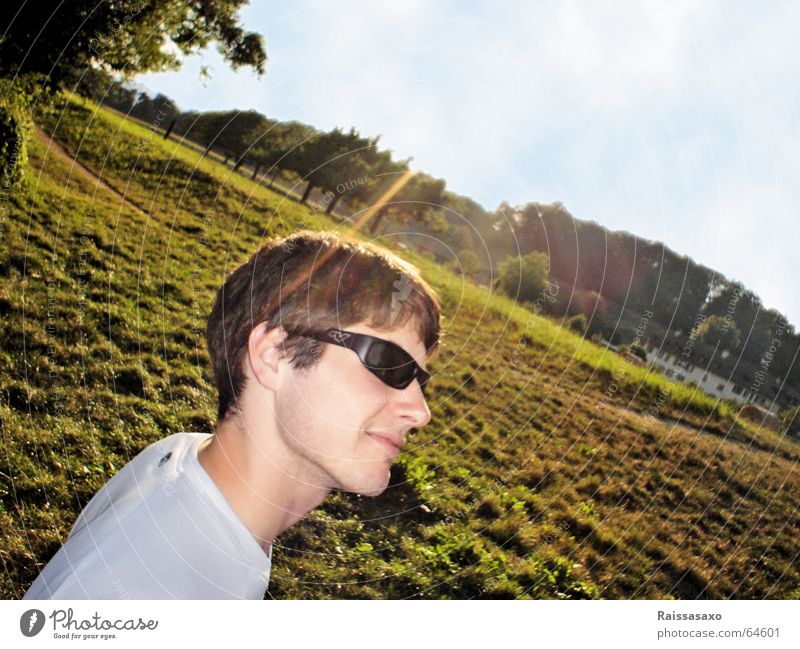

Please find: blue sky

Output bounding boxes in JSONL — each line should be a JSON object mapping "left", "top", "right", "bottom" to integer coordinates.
{"left": 137, "top": 0, "right": 800, "bottom": 327}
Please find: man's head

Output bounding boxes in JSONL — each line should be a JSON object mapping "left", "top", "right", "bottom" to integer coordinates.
{"left": 205, "top": 230, "right": 441, "bottom": 495}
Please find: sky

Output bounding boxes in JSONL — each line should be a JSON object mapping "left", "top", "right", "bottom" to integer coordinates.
{"left": 137, "top": 0, "right": 800, "bottom": 327}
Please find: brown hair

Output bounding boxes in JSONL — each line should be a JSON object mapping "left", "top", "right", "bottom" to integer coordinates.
{"left": 206, "top": 230, "right": 441, "bottom": 423}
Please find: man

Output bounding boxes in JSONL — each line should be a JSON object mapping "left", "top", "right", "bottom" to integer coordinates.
{"left": 24, "top": 230, "right": 441, "bottom": 599}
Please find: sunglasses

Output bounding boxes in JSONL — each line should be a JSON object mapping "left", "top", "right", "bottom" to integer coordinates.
{"left": 303, "top": 328, "right": 430, "bottom": 394}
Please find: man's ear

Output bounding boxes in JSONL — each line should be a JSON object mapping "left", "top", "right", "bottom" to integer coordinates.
{"left": 247, "top": 323, "right": 289, "bottom": 392}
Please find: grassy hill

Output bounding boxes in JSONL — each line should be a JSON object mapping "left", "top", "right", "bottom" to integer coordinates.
{"left": 1, "top": 93, "right": 798, "bottom": 599}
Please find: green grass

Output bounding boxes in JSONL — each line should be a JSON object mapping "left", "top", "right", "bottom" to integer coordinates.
{"left": 1, "top": 92, "right": 798, "bottom": 599}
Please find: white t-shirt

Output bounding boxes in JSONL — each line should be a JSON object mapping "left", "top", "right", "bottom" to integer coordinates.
{"left": 24, "top": 432, "right": 272, "bottom": 599}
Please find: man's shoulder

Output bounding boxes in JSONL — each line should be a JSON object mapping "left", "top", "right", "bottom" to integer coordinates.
{"left": 70, "top": 432, "right": 211, "bottom": 533}
{"left": 24, "top": 432, "right": 271, "bottom": 599}
{"left": 103, "top": 431, "right": 209, "bottom": 485}
{"left": 129, "top": 432, "right": 210, "bottom": 467}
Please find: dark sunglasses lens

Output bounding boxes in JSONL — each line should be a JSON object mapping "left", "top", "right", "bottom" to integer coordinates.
{"left": 364, "top": 341, "right": 417, "bottom": 389}
{"left": 418, "top": 370, "right": 430, "bottom": 389}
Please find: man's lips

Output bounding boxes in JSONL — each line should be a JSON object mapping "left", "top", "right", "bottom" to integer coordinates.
{"left": 366, "top": 432, "right": 403, "bottom": 457}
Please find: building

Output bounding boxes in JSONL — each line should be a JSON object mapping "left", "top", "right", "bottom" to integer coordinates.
{"left": 643, "top": 342, "right": 781, "bottom": 414}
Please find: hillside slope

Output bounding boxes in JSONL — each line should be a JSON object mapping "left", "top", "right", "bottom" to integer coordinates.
{"left": 1, "top": 94, "right": 798, "bottom": 599}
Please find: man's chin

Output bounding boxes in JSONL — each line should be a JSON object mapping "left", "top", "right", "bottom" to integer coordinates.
{"left": 341, "top": 470, "right": 391, "bottom": 497}
{"left": 357, "top": 484, "right": 389, "bottom": 498}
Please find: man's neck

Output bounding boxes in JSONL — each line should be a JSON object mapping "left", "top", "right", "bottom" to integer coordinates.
{"left": 196, "top": 419, "right": 330, "bottom": 555}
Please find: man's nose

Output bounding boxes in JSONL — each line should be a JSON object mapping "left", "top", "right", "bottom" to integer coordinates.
{"left": 396, "top": 379, "right": 431, "bottom": 429}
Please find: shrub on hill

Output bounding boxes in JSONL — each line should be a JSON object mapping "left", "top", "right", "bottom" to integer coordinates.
{"left": 0, "top": 78, "right": 34, "bottom": 188}
{"left": 497, "top": 251, "right": 550, "bottom": 304}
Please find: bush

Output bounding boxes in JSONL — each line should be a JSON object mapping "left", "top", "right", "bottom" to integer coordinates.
{"left": 447, "top": 248, "right": 482, "bottom": 279}
{"left": 696, "top": 314, "right": 741, "bottom": 351}
{"left": 496, "top": 251, "right": 550, "bottom": 303}
{"left": 619, "top": 342, "right": 648, "bottom": 363}
{"left": 778, "top": 405, "right": 800, "bottom": 438}
{"left": 566, "top": 313, "right": 588, "bottom": 336}
{"left": 0, "top": 75, "right": 54, "bottom": 189}
{"left": 0, "top": 102, "right": 30, "bottom": 189}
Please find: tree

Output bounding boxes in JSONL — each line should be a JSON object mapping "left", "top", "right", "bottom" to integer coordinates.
{"left": 176, "top": 110, "right": 269, "bottom": 166}
{"left": 446, "top": 249, "right": 482, "bottom": 280}
{"left": 443, "top": 198, "right": 515, "bottom": 268}
{"left": 72, "top": 67, "right": 138, "bottom": 113}
{"left": 642, "top": 251, "right": 713, "bottom": 335}
{"left": 284, "top": 127, "right": 385, "bottom": 209}
{"left": 0, "top": 1, "right": 267, "bottom": 84}
{"left": 696, "top": 314, "right": 742, "bottom": 351}
{"left": 496, "top": 251, "right": 550, "bottom": 304}
{"left": 129, "top": 92, "right": 154, "bottom": 122}
{"left": 180, "top": 112, "right": 232, "bottom": 153}
{"left": 367, "top": 171, "right": 446, "bottom": 234}
{"left": 566, "top": 313, "right": 589, "bottom": 337}
{"left": 224, "top": 111, "right": 274, "bottom": 170}
{"left": 445, "top": 225, "right": 476, "bottom": 254}
{"left": 334, "top": 153, "right": 408, "bottom": 222}
{"left": 0, "top": 76, "right": 37, "bottom": 188}
{"left": 152, "top": 94, "right": 179, "bottom": 125}
{"left": 248, "top": 120, "right": 316, "bottom": 183}
{"left": 129, "top": 91, "right": 179, "bottom": 126}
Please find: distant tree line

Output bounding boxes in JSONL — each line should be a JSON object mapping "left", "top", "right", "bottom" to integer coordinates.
{"left": 75, "top": 68, "right": 450, "bottom": 221}
{"left": 493, "top": 201, "right": 800, "bottom": 397}
{"left": 73, "top": 69, "right": 800, "bottom": 406}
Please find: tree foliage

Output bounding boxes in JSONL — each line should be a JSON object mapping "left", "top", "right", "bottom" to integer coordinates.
{"left": 174, "top": 110, "right": 274, "bottom": 171}
{"left": 284, "top": 127, "right": 385, "bottom": 209}
{"left": 0, "top": 75, "right": 55, "bottom": 187}
{"left": 497, "top": 251, "right": 550, "bottom": 304}
{"left": 446, "top": 249, "right": 482, "bottom": 280}
{"left": 367, "top": 171, "right": 446, "bottom": 234}
{"left": 696, "top": 314, "right": 742, "bottom": 351}
{"left": 247, "top": 120, "right": 316, "bottom": 180}
{"left": 778, "top": 405, "right": 800, "bottom": 438}
{"left": 0, "top": 79, "right": 32, "bottom": 187}
{"left": 0, "top": 1, "right": 267, "bottom": 84}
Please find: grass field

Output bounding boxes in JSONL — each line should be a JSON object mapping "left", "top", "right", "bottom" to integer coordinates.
{"left": 1, "top": 93, "right": 798, "bottom": 599}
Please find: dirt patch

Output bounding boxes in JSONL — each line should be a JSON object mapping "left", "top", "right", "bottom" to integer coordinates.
{"left": 34, "top": 125, "right": 146, "bottom": 216}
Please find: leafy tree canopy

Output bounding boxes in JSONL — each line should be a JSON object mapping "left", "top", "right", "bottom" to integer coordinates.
{"left": 497, "top": 251, "right": 550, "bottom": 304}
{"left": 283, "top": 127, "right": 387, "bottom": 206}
{"left": 696, "top": 314, "right": 742, "bottom": 351}
{"left": 0, "top": 1, "right": 267, "bottom": 84}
